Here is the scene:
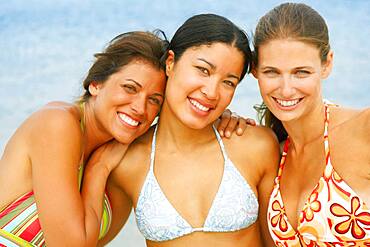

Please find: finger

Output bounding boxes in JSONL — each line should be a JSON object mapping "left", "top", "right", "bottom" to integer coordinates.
{"left": 236, "top": 118, "right": 248, "bottom": 136}
{"left": 217, "top": 109, "right": 232, "bottom": 137}
{"left": 246, "top": 118, "right": 256, "bottom": 126}
{"left": 224, "top": 112, "right": 239, "bottom": 138}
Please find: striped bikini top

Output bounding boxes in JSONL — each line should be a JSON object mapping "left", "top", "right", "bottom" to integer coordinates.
{"left": 0, "top": 168, "right": 112, "bottom": 247}
{"left": 135, "top": 125, "right": 259, "bottom": 242}
{"left": 0, "top": 103, "right": 112, "bottom": 247}
{"left": 267, "top": 103, "right": 370, "bottom": 246}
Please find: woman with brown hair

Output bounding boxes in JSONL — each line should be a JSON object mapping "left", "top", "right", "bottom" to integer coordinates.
{"left": 0, "top": 30, "right": 246, "bottom": 246}
{"left": 253, "top": 3, "right": 370, "bottom": 246}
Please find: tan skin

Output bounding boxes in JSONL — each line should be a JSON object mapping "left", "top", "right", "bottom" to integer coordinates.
{"left": 0, "top": 59, "right": 248, "bottom": 246}
{"left": 254, "top": 39, "right": 370, "bottom": 239}
{"left": 97, "top": 43, "right": 279, "bottom": 247}
{"left": 0, "top": 60, "right": 166, "bottom": 246}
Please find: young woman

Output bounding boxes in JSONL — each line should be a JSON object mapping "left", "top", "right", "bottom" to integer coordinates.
{"left": 96, "top": 14, "right": 279, "bottom": 247}
{"left": 0, "top": 31, "right": 246, "bottom": 247}
{"left": 253, "top": 3, "right": 370, "bottom": 246}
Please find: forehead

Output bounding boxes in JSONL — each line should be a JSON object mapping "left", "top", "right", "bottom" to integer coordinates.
{"left": 258, "top": 39, "right": 321, "bottom": 67}
{"left": 113, "top": 60, "right": 166, "bottom": 88}
{"left": 186, "top": 42, "right": 241, "bottom": 56}
{"left": 181, "top": 42, "right": 245, "bottom": 69}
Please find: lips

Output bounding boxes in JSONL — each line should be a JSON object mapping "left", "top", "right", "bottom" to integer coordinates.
{"left": 118, "top": 112, "right": 140, "bottom": 127}
{"left": 273, "top": 97, "right": 303, "bottom": 108}
{"left": 189, "top": 98, "right": 211, "bottom": 112}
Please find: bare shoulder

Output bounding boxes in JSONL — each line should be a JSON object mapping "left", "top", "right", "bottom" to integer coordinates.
{"left": 24, "top": 102, "right": 83, "bottom": 153}
{"left": 223, "top": 125, "right": 280, "bottom": 174}
{"left": 29, "top": 102, "right": 80, "bottom": 132}
{"left": 225, "top": 125, "right": 279, "bottom": 153}
{"left": 331, "top": 106, "right": 370, "bottom": 140}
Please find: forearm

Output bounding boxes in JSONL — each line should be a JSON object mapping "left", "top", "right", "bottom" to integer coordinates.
{"left": 80, "top": 162, "right": 111, "bottom": 246}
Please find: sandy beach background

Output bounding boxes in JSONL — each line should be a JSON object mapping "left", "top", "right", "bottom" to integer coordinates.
{"left": 0, "top": 0, "right": 369, "bottom": 246}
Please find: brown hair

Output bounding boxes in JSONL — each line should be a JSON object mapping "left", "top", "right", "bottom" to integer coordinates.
{"left": 253, "top": 3, "right": 330, "bottom": 142}
{"left": 79, "top": 30, "right": 168, "bottom": 102}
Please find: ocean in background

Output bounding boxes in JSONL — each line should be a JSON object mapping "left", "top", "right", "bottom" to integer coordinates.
{"left": 0, "top": 0, "right": 369, "bottom": 246}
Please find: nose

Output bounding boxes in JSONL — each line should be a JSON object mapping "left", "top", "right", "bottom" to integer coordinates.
{"left": 200, "top": 79, "right": 219, "bottom": 100}
{"left": 279, "top": 75, "right": 296, "bottom": 98}
{"left": 131, "top": 94, "right": 146, "bottom": 116}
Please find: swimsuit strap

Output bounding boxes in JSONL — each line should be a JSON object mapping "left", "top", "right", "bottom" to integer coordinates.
{"left": 323, "top": 103, "right": 331, "bottom": 166}
{"left": 78, "top": 101, "right": 86, "bottom": 189}
{"left": 149, "top": 124, "right": 159, "bottom": 172}
{"left": 212, "top": 125, "right": 228, "bottom": 161}
{"left": 276, "top": 138, "right": 290, "bottom": 182}
{"left": 79, "top": 101, "right": 86, "bottom": 133}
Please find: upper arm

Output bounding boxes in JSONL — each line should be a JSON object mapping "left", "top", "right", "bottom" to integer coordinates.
{"left": 27, "top": 108, "right": 87, "bottom": 243}
{"left": 247, "top": 127, "right": 279, "bottom": 246}
{"left": 97, "top": 173, "right": 133, "bottom": 246}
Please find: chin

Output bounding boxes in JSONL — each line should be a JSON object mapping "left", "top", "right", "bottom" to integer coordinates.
{"left": 113, "top": 133, "right": 136, "bottom": 144}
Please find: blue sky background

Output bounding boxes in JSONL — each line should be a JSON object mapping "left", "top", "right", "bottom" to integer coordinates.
{"left": 0, "top": 0, "right": 369, "bottom": 246}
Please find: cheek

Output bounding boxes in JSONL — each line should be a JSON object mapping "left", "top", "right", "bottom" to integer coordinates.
{"left": 146, "top": 105, "right": 160, "bottom": 121}
{"left": 257, "top": 78, "right": 272, "bottom": 95}
{"left": 218, "top": 89, "right": 235, "bottom": 110}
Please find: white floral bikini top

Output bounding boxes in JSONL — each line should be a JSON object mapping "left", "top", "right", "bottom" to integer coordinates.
{"left": 134, "top": 125, "right": 259, "bottom": 242}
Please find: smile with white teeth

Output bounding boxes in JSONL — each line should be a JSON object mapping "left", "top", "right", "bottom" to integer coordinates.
{"left": 275, "top": 98, "right": 301, "bottom": 107}
{"left": 189, "top": 99, "right": 210, "bottom": 112}
{"left": 118, "top": 113, "right": 139, "bottom": 127}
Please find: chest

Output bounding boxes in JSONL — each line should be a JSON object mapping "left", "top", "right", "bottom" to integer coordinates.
{"left": 278, "top": 136, "right": 370, "bottom": 230}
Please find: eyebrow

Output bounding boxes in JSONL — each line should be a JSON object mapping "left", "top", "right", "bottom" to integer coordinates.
{"left": 152, "top": 93, "right": 164, "bottom": 99}
{"left": 197, "top": 58, "right": 216, "bottom": 69}
{"left": 125, "top": 79, "right": 142, "bottom": 88}
{"left": 126, "top": 79, "right": 164, "bottom": 98}
{"left": 197, "top": 57, "right": 241, "bottom": 81}
{"left": 294, "top": 66, "right": 314, "bottom": 70}
{"left": 260, "top": 65, "right": 314, "bottom": 70}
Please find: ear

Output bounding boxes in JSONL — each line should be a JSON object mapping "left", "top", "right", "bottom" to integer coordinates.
{"left": 250, "top": 59, "right": 258, "bottom": 79}
{"left": 251, "top": 68, "right": 258, "bottom": 79}
{"left": 165, "top": 50, "right": 175, "bottom": 77}
{"left": 321, "top": 50, "right": 333, "bottom": 79}
{"left": 88, "top": 81, "right": 102, "bottom": 96}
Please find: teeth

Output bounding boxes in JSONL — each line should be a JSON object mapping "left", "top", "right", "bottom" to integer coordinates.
{"left": 189, "top": 99, "right": 210, "bottom": 112}
{"left": 276, "top": 98, "right": 300, "bottom": 107}
{"left": 118, "top": 113, "right": 139, "bottom": 127}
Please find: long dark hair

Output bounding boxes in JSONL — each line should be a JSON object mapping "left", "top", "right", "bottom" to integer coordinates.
{"left": 163, "top": 13, "right": 253, "bottom": 81}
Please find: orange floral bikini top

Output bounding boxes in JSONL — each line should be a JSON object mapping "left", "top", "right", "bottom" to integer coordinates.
{"left": 267, "top": 103, "right": 370, "bottom": 246}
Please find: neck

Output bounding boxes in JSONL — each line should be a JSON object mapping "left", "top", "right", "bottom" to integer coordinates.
{"left": 156, "top": 100, "right": 215, "bottom": 153}
{"left": 282, "top": 101, "right": 326, "bottom": 152}
{"left": 81, "top": 101, "right": 113, "bottom": 159}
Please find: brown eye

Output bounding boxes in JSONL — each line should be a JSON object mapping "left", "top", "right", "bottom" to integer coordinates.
{"left": 196, "top": 66, "right": 210, "bottom": 76}
{"left": 295, "top": 70, "right": 311, "bottom": 77}
{"left": 223, "top": 80, "right": 236, "bottom": 88}
{"left": 148, "top": 97, "right": 161, "bottom": 106}
{"left": 122, "top": 84, "right": 137, "bottom": 94}
{"left": 263, "top": 70, "right": 277, "bottom": 75}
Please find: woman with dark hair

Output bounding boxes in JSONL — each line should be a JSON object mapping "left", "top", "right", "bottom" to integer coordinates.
{"left": 253, "top": 3, "right": 370, "bottom": 246}
{"left": 0, "top": 30, "right": 244, "bottom": 246}
{"left": 96, "top": 14, "right": 279, "bottom": 247}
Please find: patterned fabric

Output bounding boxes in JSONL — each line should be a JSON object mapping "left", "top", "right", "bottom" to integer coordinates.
{"left": 0, "top": 179, "right": 112, "bottom": 247}
{"left": 267, "top": 103, "right": 370, "bottom": 246}
{"left": 0, "top": 103, "right": 112, "bottom": 246}
{"left": 135, "top": 125, "right": 259, "bottom": 242}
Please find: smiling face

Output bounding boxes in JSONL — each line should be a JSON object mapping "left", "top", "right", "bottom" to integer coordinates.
{"left": 164, "top": 42, "right": 245, "bottom": 129}
{"left": 89, "top": 59, "right": 166, "bottom": 143}
{"left": 254, "top": 39, "right": 333, "bottom": 123}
